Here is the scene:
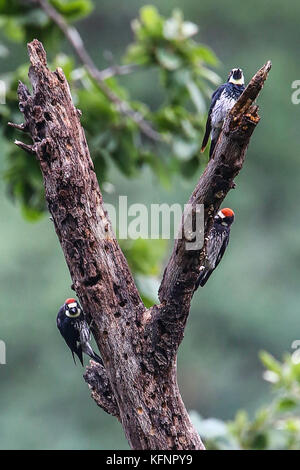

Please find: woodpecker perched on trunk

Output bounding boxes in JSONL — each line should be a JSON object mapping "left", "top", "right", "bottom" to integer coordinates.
{"left": 201, "top": 68, "right": 245, "bottom": 159}
{"left": 195, "top": 208, "right": 235, "bottom": 289}
{"left": 57, "top": 298, "right": 102, "bottom": 366}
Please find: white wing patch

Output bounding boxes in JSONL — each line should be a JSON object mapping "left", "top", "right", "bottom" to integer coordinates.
{"left": 77, "top": 320, "right": 91, "bottom": 343}
{"left": 211, "top": 90, "right": 236, "bottom": 128}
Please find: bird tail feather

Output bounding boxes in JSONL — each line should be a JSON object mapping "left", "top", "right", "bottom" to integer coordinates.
{"left": 82, "top": 342, "right": 103, "bottom": 365}
{"left": 201, "top": 123, "right": 211, "bottom": 153}
{"left": 88, "top": 350, "right": 103, "bottom": 366}
{"left": 194, "top": 270, "right": 213, "bottom": 290}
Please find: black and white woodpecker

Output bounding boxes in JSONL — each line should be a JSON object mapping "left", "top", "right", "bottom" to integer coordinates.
{"left": 201, "top": 68, "right": 245, "bottom": 159}
{"left": 57, "top": 298, "right": 102, "bottom": 366}
{"left": 195, "top": 208, "right": 235, "bottom": 289}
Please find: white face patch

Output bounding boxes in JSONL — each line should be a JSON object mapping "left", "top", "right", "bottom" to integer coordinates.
{"left": 229, "top": 69, "right": 244, "bottom": 86}
{"left": 65, "top": 310, "right": 80, "bottom": 318}
{"left": 230, "top": 77, "right": 244, "bottom": 85}
{"left": 218, "top": 210, "right": 226, "bottom": 219}
{"left": 65, "top": 306, "right": 81, "bottom": 318}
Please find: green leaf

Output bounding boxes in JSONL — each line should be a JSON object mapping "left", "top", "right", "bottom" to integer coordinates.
{"left": 122, "top": 238, "right": 167, "bottom": 276}
{"left": 191, "top": 45, "right": 219, "bottom": 66}
{"left": 155, "top": 48, "right": 182, "bottom": 71}
{"left": 276, "top": 397, "right": 298, "bottom": 412}
{"left": 253, "top": 408, "right": 269, "bottom": 427}
{"left": 3, "top": 17, "right": 24, "bottom": 42}
{"left": 124, "top": 44, "right": 150, "bottom": 65}
{"left": 140, "top": 5, "right": 163, "bottom": 35}
{"left": 260, "top": 351, "right": 282, "bottom": 375}
{"left": 50, "top": 0, "right": 93, "bottom": 21}
{"left": 284, "top": 418, "right": 300, "bottom": 432}
{"left": 0, "top": 0, "right": 28, "bottom": 15}
{"left": 250, "top": 433, "right": 269, "bottom": 450}
{"left": 21, "top": 204, "right": 44, "bottom": 222}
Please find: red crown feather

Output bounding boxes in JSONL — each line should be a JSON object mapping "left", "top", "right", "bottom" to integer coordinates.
{"left": 220, "top": 208, "right": 234, "bottom": 218}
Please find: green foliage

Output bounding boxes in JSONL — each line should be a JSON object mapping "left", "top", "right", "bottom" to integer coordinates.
{"left": 121, "top": 238, "right": 167, "bottom": 277}
{"left": 0, "top": 1, "right": 218, "bottom": 220}
{"left": 0, "top": 0, "right": 92, "bottom": 45}
{"left": 191, "top": 353, "right": 300, "bottom": 450}
{"left": 50, "top": 0, "right": 93, "bottom": 21}
{"left": 125, "top": 6, "right": 220, "bottom": 149}
{"left": 0, "top": 1, "right": 219, "bottom": 295}
{"left": 120, "top": 238, "right": 166, "bottom": 306}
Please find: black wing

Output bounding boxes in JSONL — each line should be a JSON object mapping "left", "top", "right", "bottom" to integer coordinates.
{"left": 57, "top": 308, "right": 84, "bottom": 366}
{"left": 201, "top": 84, "right": 226, "bottom": 153}
{"left": 195, "top": 267, "right": 213, "bottom": 289}
{"left": 195, "top": 231, "right": 230, "bottom": 289}
{"left": 56, "top": 306, "right": 63, "bottom": 329}
{"left": 213, "top": 234, "right": 230, "bottom": 272}
{"left": 200, "top": 110, "right": 212, "bottom": 153}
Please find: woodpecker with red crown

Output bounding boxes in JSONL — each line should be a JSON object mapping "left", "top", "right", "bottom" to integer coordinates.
{"left": 57, "top": 298, "right": 102, "bottom": 366}
{"left": 201, "top": 68, "right": 245, "bottom": 159}
{"left": 195, "top": 208, "right": 235, "bottom": 289}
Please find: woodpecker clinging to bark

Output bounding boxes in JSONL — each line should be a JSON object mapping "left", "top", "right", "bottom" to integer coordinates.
{"left": 57, "top": 298, "right": 102, "bottom": 366}
{"left": 195, "top": 208, "right": 235, "bottom": 289}
{"left": 201, "top": 68, "right": 245, "bottom": 159}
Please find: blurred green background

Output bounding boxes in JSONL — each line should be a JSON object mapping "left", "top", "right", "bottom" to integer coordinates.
{"left": 1, "top": 0, "right": 300, "bottom": 449}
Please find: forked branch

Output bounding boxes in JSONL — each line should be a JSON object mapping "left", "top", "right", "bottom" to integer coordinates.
{"left": 12, "top": 39, "right": 270, "bottom": 450}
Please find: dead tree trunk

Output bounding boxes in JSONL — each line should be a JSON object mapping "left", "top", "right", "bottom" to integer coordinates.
{"left": 12, "top": 39, "right": 270, "bottom": 450}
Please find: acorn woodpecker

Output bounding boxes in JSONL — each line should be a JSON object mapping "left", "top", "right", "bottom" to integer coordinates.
{"left": 201, "top": 68, "right": 245, "bottom": 159}
{"left": 57, "top": 298, "right": 102, "bottom": 366}
{"left": 195, "top": 208, "right": 235, "bottom": 289}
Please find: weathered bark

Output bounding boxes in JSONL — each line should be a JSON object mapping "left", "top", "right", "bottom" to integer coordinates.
{"left": 12, "top": 39, "right": 270, "bottom": 450}
{"left": 84, "top": 361, "right": 119, "bottom": 418}
{"left": 157, "top": 61, "right": 271, "bottom": 354}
